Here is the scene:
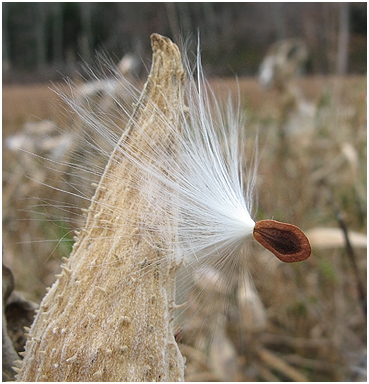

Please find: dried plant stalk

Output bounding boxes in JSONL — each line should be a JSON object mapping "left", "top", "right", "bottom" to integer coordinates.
{"left": 16, "top": 34, "right": 185, "bottom": 382}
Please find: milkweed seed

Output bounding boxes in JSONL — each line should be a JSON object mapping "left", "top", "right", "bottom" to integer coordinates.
{"left": 253, "top": 219, "right": 311, "bottom": 262}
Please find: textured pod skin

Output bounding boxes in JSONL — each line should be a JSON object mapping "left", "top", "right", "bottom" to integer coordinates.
{"left": 16, "top": 34, "right": 185, "bottom": 382}
{"left": 253, "top": 219, "right": 311, "bottom": 262}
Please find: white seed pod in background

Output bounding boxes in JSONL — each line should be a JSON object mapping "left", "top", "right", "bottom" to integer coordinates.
{"left": 237, "top": 272, "right": 267, "bottom": 332}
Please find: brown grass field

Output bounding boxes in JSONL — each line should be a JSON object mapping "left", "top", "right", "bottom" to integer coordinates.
{"left": 3, "top": 75, "right": 367, "bottom": 381}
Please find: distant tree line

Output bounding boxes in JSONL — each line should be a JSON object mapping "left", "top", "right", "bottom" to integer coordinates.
{"left": 2, "top": 2, "right": 367, "bottom": 83}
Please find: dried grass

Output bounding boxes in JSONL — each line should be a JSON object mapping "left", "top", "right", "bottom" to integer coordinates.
{"left": 3, "top": 74, "right": 366, "bottom": 381}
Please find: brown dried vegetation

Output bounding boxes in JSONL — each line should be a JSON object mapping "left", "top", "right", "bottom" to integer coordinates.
{"left": 3, "top": 47, "right": 366, "bottom": 381}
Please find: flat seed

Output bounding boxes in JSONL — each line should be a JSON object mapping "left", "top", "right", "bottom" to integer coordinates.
{"left": 253, "top": 219, "right": 311, "bottom": 262}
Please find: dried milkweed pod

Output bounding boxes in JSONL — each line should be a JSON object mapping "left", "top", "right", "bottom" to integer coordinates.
{"left": 16, "top": 33, "right": 185, "bottom": 383}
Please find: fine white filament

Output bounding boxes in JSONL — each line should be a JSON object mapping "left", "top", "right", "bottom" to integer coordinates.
{"left": 55, "top": 44, "right": 258, "bottom": 277}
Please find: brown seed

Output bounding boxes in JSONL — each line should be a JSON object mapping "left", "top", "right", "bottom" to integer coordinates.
{"left": 253, "top": 219, "right": 311, "bottom": 262}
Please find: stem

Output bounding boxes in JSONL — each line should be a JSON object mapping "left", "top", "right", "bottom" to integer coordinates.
{"left": 326, "top": 188, "right": 367, "bottom": 320}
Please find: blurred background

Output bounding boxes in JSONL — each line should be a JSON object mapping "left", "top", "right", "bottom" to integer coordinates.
{"left": 2, "top": 2, "right": 367, "bottom": 382}
{"left": 2, "top": 2, "right": 367, "bottom": 82}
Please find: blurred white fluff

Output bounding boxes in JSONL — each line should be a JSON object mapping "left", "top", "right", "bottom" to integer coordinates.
{"left": 258, "top": 38, "right": 308, "bottom": 89}
{"left": 6, "top": 120, "right": 73, "bottom": 161}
